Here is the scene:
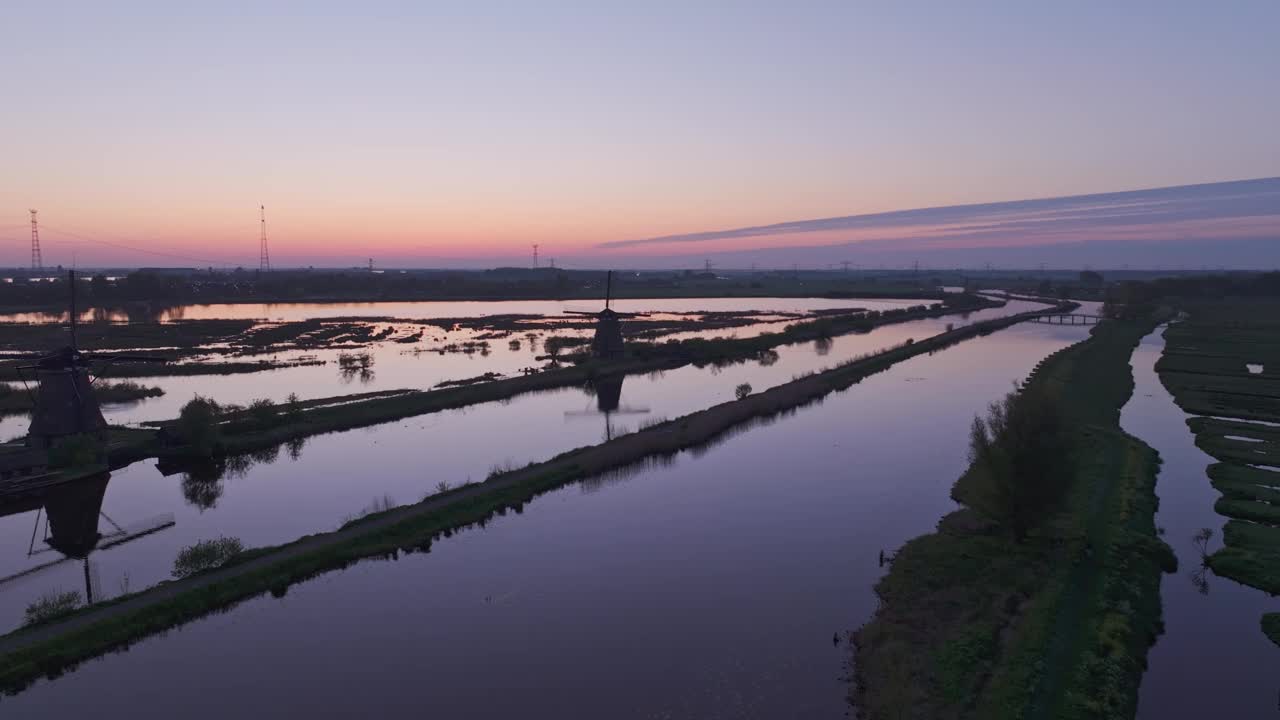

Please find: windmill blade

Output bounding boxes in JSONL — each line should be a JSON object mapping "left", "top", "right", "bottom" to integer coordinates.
{"left": 564, "top": 407, "right": 650, "bottom": 418}
{"left": 87, "top": 353, "right": 169, "bottom": 363}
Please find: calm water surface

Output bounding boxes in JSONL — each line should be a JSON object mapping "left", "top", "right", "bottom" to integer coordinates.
{"left": 0, "top": 301, "right": 1050, "bottom": 628}
{"left": 2, "top": 321, "right": 1091, "bottom": 718}
{"left": 0, "top": 297, "right": 1049, "bottom": 622}
{"left": 1, "top": 297, "right": 910, "bottom": 324}
{"left": 1128, "top": 327, "right": 1278, "bottom": 718}
{"left": 0, "top": 297, "right": 935, "bottom": 441}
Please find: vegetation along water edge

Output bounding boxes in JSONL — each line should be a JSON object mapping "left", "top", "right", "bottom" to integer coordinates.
{"left": 0, "top": 303, "right": 1061, "bottom": 696}
{"left": 850, "top": 315, "right": 1176, "bottom": 719}
{"left": 1154, "top": 300, "right": 1280, "bottom": 647}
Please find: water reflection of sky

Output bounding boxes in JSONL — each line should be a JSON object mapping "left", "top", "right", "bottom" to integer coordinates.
{"left": 1, "top": 298, "right": 953, "bottom": 441}
{"left": 0, "top": 298, "right": 1056, "bottom": 629}
{"left": 1, "top": 296, "right": 916, "bottom": 324}
{"left": 1126, "top": 328, "right": 1277, "bottom": 719}
{"left": 0, "top": 316, "right": 1095, "bottom": 717}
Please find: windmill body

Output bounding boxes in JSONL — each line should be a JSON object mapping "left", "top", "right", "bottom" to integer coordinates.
{"left": 26, "top": 346, "right": 109, "bottom": 450}
{"left": 1, "top": 270, "right": 164, "bottom": 482}
{"left": 591, "top": 308, "right": 625, "bottom": 359}
{"left": 565, "top": 271, "right": 640, "bottom": 361}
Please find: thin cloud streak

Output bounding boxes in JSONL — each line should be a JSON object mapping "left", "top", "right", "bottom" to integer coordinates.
{"left": 597, "top": 177, "right": 1280, "bottom": 251}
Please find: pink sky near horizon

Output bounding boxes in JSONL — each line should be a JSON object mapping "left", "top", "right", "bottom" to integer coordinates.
{"left": 5, "top": 186, "right": 1273, "bottom": 269}
{"left": 2, "top": 4, "right": 1278, "bottom": 268}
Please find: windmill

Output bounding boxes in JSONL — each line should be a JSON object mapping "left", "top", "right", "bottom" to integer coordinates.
{"left": 14, "top": 270, "right": 167, "bottom": 455}
{"left": 0, "top": 471, "right": 175, "bottom": 605}
{"left": 564, "top": 374, "right": 650, "bottom": 441}
{"left": 563, "top": 270, "right": 644, "bottom": 359}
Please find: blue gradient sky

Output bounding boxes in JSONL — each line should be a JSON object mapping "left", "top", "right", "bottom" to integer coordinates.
{"left": 1, "top": 2, "right": 1277, "bottom": 268}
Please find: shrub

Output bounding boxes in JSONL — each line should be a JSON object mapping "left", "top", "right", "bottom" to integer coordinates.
{"left": 24, "top": 590, "right": 82, "bottom": 626}
{"left": 284, "top": 392, "right": 303, "bottom": 421}
{"left": 248, "top": 398, "right": 278, "bottom": 428}
{"left": 172, "top": 537, "right": 244, "bottom": 578}
{"left": 177, "top": 396, "right": 223, "bottom": 455}
{"left": 47, "top": 433, "right": 101, "bottom": 469}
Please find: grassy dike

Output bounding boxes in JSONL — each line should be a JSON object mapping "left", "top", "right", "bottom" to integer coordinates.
{"left": 851, "top": 318, "right": 1175, "bottom": 720}
{"left": 0, "top": 306, "right": 1056, "bottom": 696}
{"left": 112, "top": 296, "right": 1026, "bottom": 466}
{"left": 0, "top": 381, "right": 162, "bottom": 415}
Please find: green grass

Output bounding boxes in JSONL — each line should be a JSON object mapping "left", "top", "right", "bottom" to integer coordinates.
{"left": 118, "top": 295, "right": 1027, "bottom": 465}
{"left": 0, "top": 380, "right": 162, "bottom": 415}
{"left": 1214, "top": 498, "right": 1280, "bottom": 525}
{"left": 852, "top": 318, "right": 1173, "bottom": 720}
{"left": 1262, "top": 613, "right": 1280, "bottom": 649}
{"left": 1156, "top": 302, "right": 1280, "bottom": 646}
{"left": 0, "top": 301, "right": 1059, "bottom": 696}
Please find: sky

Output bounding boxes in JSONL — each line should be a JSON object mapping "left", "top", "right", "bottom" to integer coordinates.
{"left": 1, "top": 2, "right": 1277, "bottom": 269}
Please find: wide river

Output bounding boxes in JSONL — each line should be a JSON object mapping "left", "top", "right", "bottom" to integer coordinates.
{"left": 1, "top": 305, "right": 1098, "bottom": 717}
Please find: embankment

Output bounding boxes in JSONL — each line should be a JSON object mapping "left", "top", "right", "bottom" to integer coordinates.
{"left": 0, "top": 305, "right": 1056, "bottom": 695}
{"left": 119, "top": 296, "right": 1039, "bottom": 465}
{"left": 851, "top": 318, "right": 1174, "bottom": 719}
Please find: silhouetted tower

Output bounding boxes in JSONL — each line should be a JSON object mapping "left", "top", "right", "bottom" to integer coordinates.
{"left": 259, "top": 205, "right": 271, "bottom": 272}
{"left": 21, "top": 271, "right": 165, "bottom": 451}
{"left": 532, "top": 244, "right": 539, "bottom": 269}
{"left": 565, "top": 271, "right": 638, "bottom": 360}
{"left": 26, "top": 273, "right": 108, "bottom": 450}
{"left": 30, "top": 209, "right": 42, "bottom": 270}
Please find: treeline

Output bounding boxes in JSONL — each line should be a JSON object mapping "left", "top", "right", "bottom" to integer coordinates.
{"left": 852, "top": 319, "right": 1175, "bottom": 719}
{"left": 1104, "top": 271, "right": 1280, "bottom": 319}
{"left": 0, "top": 267, "right": 945, "bottom": 311}
{"left": 955, "top": 385, "right": 1074, "bottom": 542}
{"left": 0, "top": 268, "right": 588, "bottom": 308}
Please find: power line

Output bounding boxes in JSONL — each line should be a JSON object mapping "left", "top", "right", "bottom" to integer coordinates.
{"left": 41, "top": 223, "right": 246, "bottom": 267}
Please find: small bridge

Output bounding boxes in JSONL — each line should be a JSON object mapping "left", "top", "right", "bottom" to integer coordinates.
{"left": 1030, "top": 313, "right": 1105, "bottom": 326}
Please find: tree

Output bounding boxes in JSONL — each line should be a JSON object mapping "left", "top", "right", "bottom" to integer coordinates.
{"left": 247, "top": 398, "right": 279, "bottom": 428}
{"left": 177, "top": 396, "right": 223, "bottom": 455}
{"left": 735, "top": 383, "right": 753, "bottom": 400}
{"left": 963, "top": 386, "right": 1073, "bottom": 542}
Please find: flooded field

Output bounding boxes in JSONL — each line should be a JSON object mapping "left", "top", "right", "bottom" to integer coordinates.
{"left": 0, "top": 298, "right": 1048, "bottom": 629}
{"left": 0, "top": 317, "right": 1093, "bottom": 716}
{"left": 0, "top": 297, "right": 913, "bottom": 324}
{"left": 0, "top": 297, "right": 946, "bottom": 442}
{"left": 1127, "top": 328, "right": 1278, "bottom": 718}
